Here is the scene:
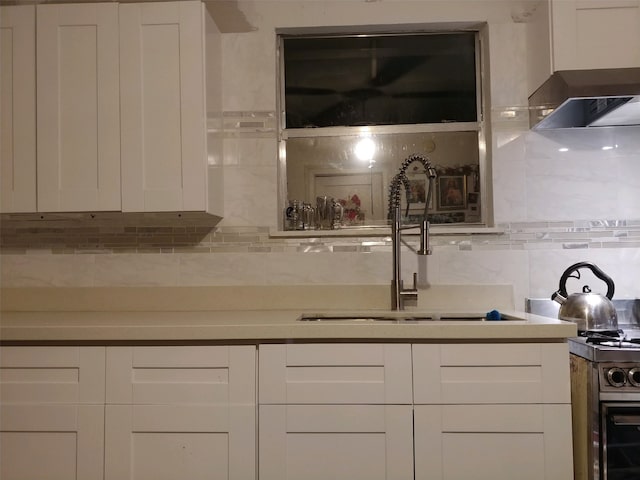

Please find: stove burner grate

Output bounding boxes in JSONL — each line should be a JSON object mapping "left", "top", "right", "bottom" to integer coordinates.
{"left": 580, "top": 329, "right": 640, "bottom": 348}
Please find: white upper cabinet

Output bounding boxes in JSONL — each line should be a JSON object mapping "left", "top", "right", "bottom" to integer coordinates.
{"left": 1, "top": 6, "right": 36, "bottom": 213}
{"left": 120, "top": 1, "right": 220, "bottom": 214}
{"left": 2, "top": 1, "right": 222, "bottom": 216}
{"left": 37, "top": 3, "right": 121, "bottom": 212}
{"left": 528, "top": 0, "right": 640, "bottom": 93}
{"left": 551, "top": 0, "right": 640, "bottom": 71}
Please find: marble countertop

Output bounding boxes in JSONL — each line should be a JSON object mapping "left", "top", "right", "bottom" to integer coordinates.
{"left": 0, "top": 285, "right": 577, "bottom": 343}
{"left": 0, "top": 309, "right": 577, "bottom": 343}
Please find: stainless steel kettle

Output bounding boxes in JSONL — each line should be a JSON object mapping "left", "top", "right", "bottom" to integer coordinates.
{"left": 551, "top": 261, "right": 618, "bottom": 332}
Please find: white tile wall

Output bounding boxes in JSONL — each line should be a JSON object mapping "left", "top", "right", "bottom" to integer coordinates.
{"left": 2, "top": 0, "right": 640, "bottom": 311}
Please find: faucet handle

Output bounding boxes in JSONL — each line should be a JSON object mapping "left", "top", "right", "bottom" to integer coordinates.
{"left": 401, "top": 272, "right": 418, "bottom": 293}
{"left": 398, "top": 273, "right": 419, "bottom": 307}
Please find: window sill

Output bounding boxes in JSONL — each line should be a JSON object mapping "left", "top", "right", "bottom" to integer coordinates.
{"left": 269, "top": 225, "right": 505, "bottom": 238}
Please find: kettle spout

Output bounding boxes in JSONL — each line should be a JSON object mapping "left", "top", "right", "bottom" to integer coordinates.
{"left": 551, "top": 291, "right": 567, "bottom": 305}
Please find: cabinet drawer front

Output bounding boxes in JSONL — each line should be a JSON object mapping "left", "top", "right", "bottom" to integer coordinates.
{"left": 413, "top": 343, "right": 571, "bottom": 404}
{"left": 259, "top": 343, "right": 412, "bottom": 404}
{"left": 1, "top": 404, "right": 104, "bottom": 480}
{"left": 106, "top": 345, "right": 256, "bottom": 405}
{"left": 259, "top": 404, "right": 413, "bottom": 480}
{"left": 106, "top": 403, "right": 255, "bottom": 480}
{"left": 0, "top": 346, "right": 105, "bottom": 404}
{"left": 414, "top": 404, "right": 573, "bottom": 480}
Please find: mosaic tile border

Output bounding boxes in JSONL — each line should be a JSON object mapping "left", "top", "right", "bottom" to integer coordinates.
{"left": 207, "top": 111, "right": 277, "bottom": 139}
{"left": 2, "top": 215, "right": 640, "bottom": 255}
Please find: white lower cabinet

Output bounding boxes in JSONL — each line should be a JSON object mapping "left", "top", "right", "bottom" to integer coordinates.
{"left": 258, "top": 343, "right": 414, "bottom": 480}
{"left": 414, "top": 404, "right": 573, "bottom": 480}
{"left": 0, "top": 341, "right": 573, "bottom": 480}
{"left": 412, "top": 343, "right": 574, "bottom": 480}
{"left": 258, "top": 343, "right": 413, "bottom": 404}
{"left": 104, "top": 346, "right": 256, "bottom": 480}
{"left": 0, "top": 347, "right": 106, "bottom": 480}
{"left": 260, "top": 404, "right": 414, "bottom": 480}
{"left": 259, "top": 342, "right": 574, "bottom": 480}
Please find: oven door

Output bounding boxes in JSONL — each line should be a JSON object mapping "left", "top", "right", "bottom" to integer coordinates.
{"left": 602, "top": 403, "right": 640, "bottom": 480}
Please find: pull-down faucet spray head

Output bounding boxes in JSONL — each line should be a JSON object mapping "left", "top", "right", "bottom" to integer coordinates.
{"left": 388, "top": 153, "right": 437, "bottom": 223}
{"left": 389, "top": 154, "right": 437, "bottom": 310}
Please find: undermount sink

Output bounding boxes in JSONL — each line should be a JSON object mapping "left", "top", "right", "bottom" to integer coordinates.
{"left": 297, "top": 313, "right": 513, "bottom": 323}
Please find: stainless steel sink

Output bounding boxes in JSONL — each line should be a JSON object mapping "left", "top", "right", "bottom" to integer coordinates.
{"left": 297, "top": 313, "right": 497, "bottom": 323}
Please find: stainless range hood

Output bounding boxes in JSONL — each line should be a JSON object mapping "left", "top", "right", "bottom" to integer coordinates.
{"left": 528, "top": 68, "right": 640, "bottom": 129}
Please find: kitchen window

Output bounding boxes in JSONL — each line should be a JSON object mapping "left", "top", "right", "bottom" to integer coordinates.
{"left": 278, "top": 27, "right": 488, "bottom": 229}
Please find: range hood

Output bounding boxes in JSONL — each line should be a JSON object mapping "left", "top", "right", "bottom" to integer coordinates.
{"left": 528, "top": 68, "right": 640, "bottom": 129}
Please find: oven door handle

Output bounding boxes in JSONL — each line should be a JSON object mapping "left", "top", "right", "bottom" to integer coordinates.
{"left": 612, "top": 415, "right": 640, "bottom": 426}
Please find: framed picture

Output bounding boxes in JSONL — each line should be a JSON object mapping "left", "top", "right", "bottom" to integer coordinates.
{"left": 437, "top": 175, "right": 467, "bottom": 210}
{"left": 308, "top": 168, "right": 386, "bottom": 223}
{"left": 406, "top": 173, "right": 435, "bottom": 213}
{"left": 407, "top": 176, "right": 426, "bottom": 205}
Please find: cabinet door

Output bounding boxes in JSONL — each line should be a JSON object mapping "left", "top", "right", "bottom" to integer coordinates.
{"left": 412, "top": 343, "right": 571, "bottom": 404}
{"left": 1, "top": 5, "right": 36, "bottom": 213}
{"left": 36, "top": 3, "right": 120, "bottom": 212}
{"left": 0, "top": 347, "right": 106, "bottom": 480}
{"left": 552, "top": 0, "right": 640, "bottom": 70}
{"left": 105, "top": 346, "right": 256, "bottom": 480}
{"left": 1, "top": 405, "right": 104, "bottom": 480}
{"left": 119, "top": 1, "right": 207, "bottom": 212}
{"left": 260, "top": 404, "right": 413, "bottom": 480}
{"left": 259, "top": 343, "right": 412, "bottom": 404}
{"left": 414, "top": 404, "right": 573, "bottom": 480}
{"left": 0, "top": 346, "right": 106, "bottom": 404}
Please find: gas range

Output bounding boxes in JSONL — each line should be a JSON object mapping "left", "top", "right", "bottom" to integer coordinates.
{"left": 567, "top": 328, "right": 640, "bottom": 480}
{"left": 528, "top": 297, "right": 640, "bottom": 395}
{"left": 526, "top": 298, "right": 640, "bottom": 479}
{"left": 568, "top": 330, "right": 640, "bottom": 402}
{"left": 568, "top": 329, "right": 640, "bottom": 363}
{"left": 526, "top": 298, "right": 640, "bottom": 353}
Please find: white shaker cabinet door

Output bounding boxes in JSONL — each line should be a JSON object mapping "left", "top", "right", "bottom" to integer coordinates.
{"left": 412, "top": 343, "right": 571, "bottom": 404}
{"left": 0, "top": 347, "right": 106, "bottom": 480}
{"left": 0, "top": 346, "right": 106, "bottom": 405}
{"left": 105, "top": 346, "right": 256, "bottom": 480}
{"left": 0, "top": 5, "right": 36, "bottom": 213}
{"left": 1, "top": 405, "right": 105, "bottom": 480}
{"left": 259, "top": 343, "right": 413, "bottom": 405}
{"left": 414, "top": 404, "right": 573, "bottom": 480}
{"left": 259, "top": 404, "right": 414, "bottom": 480}
{"left": 36, "top": 3, "right": 120, "bottom": 212}
{"left": 119, "top": 1, "right": 207, "bottom": 212}
{"left": 551, "top": 0, "right": 640, "bottom": 70}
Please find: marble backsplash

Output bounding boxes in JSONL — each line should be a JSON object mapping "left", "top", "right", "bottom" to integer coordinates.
{"left": 2, "top": 218, "right": 640, "bottom": 310}
{"left": 3, "top": 3, "right": 640, "bottom": 315}
{"left": 2, "top": 110, "right": 640, "bottom": 310}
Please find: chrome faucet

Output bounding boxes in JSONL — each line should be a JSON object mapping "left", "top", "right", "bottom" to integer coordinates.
{"left": 388, "top": 154, "right": 437, "bottom": 310}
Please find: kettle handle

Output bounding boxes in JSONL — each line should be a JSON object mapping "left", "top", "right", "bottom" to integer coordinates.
{"left": 556, "top": 261, "right": 615, "bottom": 300}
